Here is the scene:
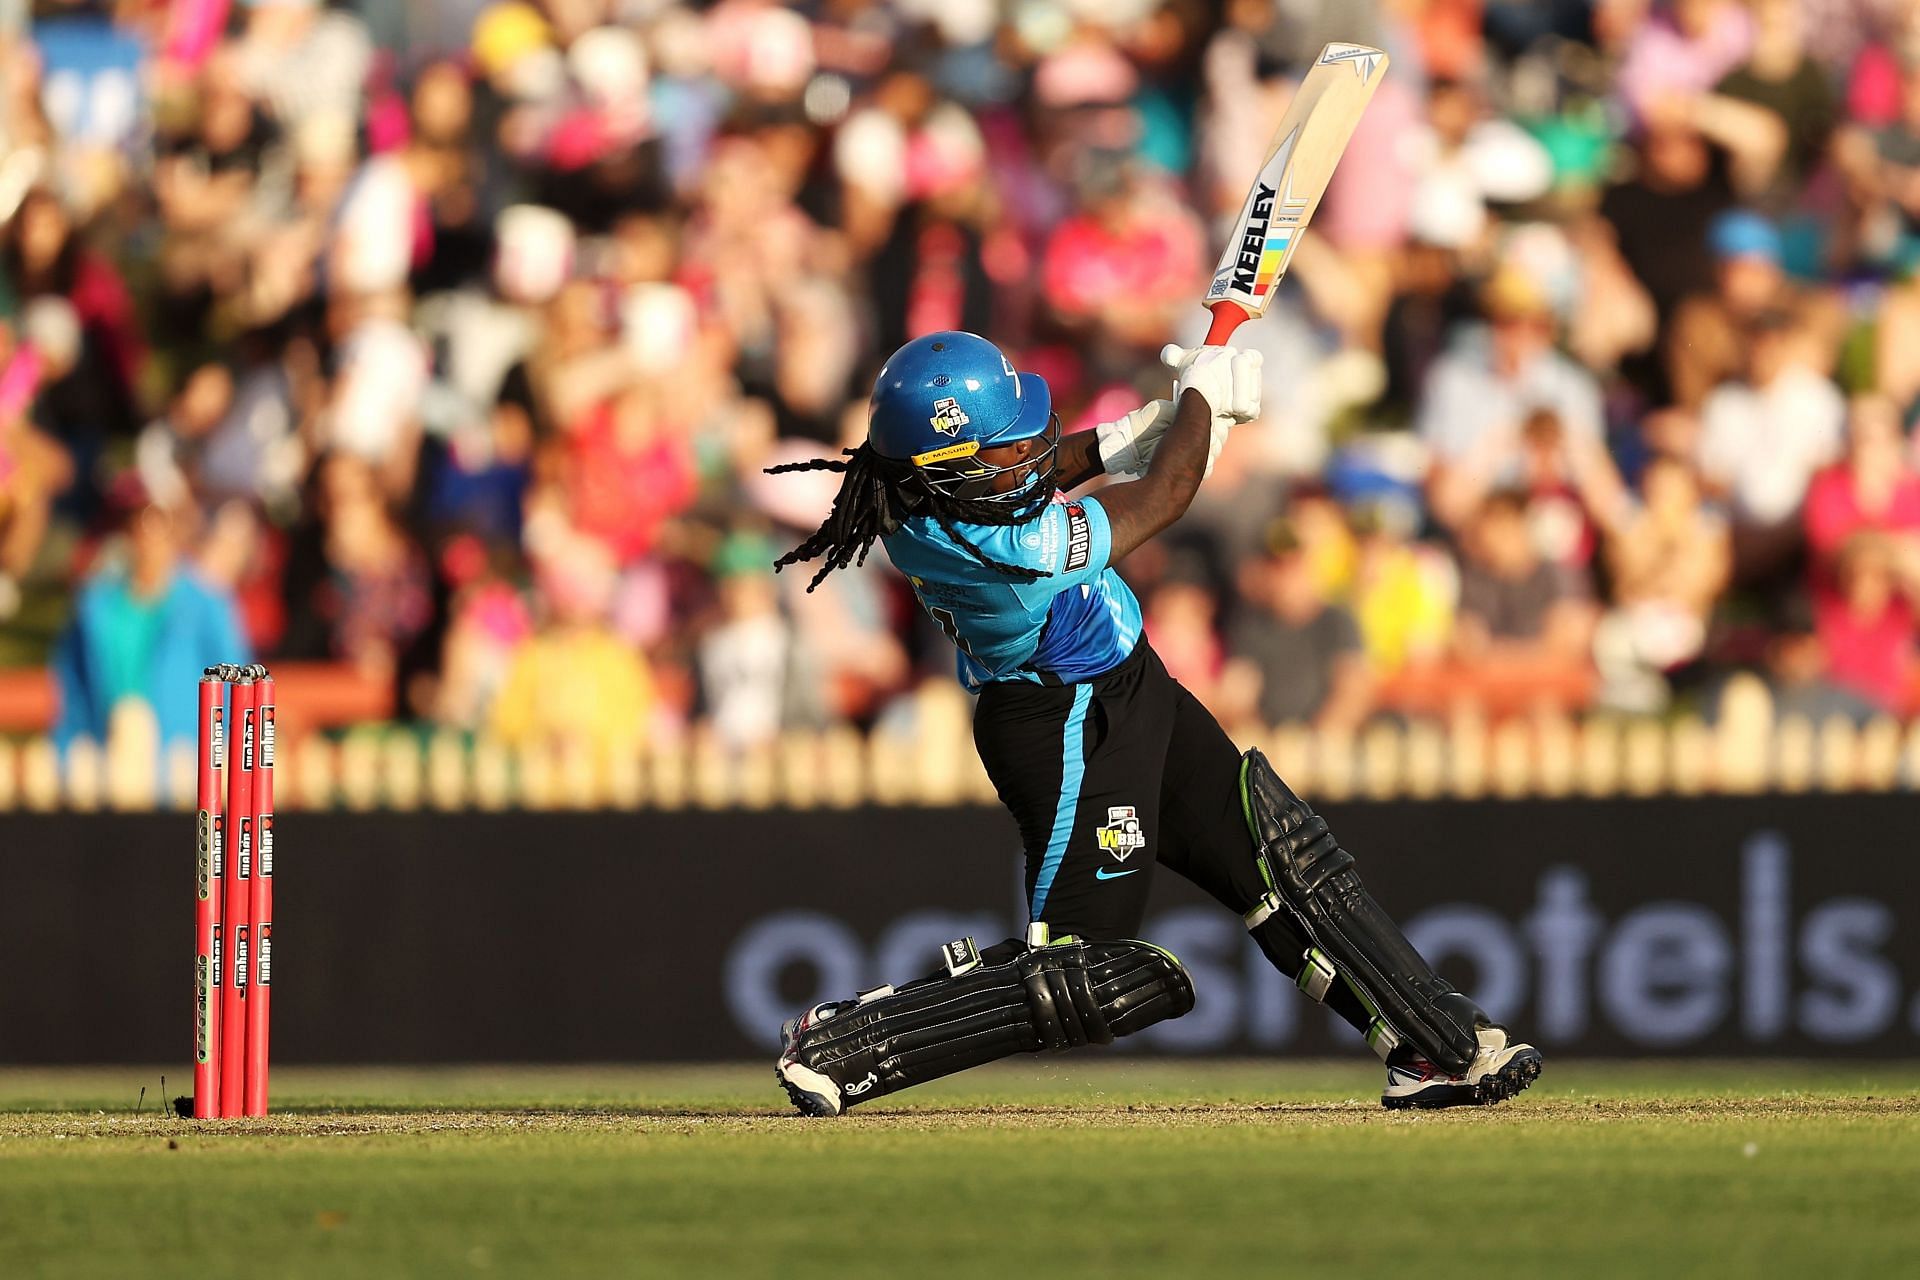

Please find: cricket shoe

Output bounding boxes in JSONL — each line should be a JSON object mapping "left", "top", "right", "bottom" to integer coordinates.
{"left": 775, "top": 1002, "right": 846, "bottom": 1117}
{"left": 1380, "top": 1026, "right": 1543, "bottom": 1110}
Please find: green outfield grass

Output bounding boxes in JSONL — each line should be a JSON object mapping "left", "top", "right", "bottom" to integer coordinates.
{"left": 1, "top": 1061, "right": 1916, "bottom": 1279}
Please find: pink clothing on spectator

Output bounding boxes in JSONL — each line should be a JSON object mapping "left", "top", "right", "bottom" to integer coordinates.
{"left": 1616, "top": 8, "right": 1754, "bottom": 122}
{"left": 162, "top": 0, "right": 232, "bottom": 70}
{"left": 1040, "top": 209, "right": 1203, "bottom": 318}
{"left": 1803, "top": 464, "right": 1920, "bottom": 608}
{"left": 1816, "top": 593, "right": 1916, "bottom": 713}
{"left": 1803, "top": 465, "right": 1920, "bottom": 559}
{"left": 67, "top": 253, "right": 146, "bottom": 396}
{"left": 567, "top": 404, "right": 698, "bottom": 565}
{"left": 0, "top": 343, "right": 43, "bottom": 428}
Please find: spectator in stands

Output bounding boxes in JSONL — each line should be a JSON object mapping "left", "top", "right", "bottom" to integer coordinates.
{"left": 1697, "top": 309, "right": 1844, "bottom": 580}
{"left": 232, "top": 0, "right": 373, "bottom": 137}
{"left": 1349, "top": 504, "right": 1455, "bottom": 676}
{"left": 563, "top": 382, "right": 697, "bottom": 566}
{"left": 1710, "top": 0, "right": 1836, "bottom": 207}
{"left": 1221, "top": 521, "right": 1372, "bottom": 733}
{"left": 1615, "top": 0, "right": 1754, "bottom": 126}
{"left": 1761, "top": 593, "right": 1880, "bottom": 724}
{"left": 697, "top": 534, "right": 794, "bottom": 751}
{"left": 1860, "top": 53, "right": 1920, "bottom": 409}
{"left": 1453, "top": 489, "right": 1597, "bottom": 669}
{"left": 133, "top": 362, "right": 235, "bottom": 511}
{"left": 1667, "top": 210, "right": 1840, "bottom": 412}
{"left": 1600, "top": 116, "right": 1738, "bottom": 334}
{"left": 0, "top": 302, "right": 72, "bottom": 618}
{"left": 1144, "top": 567, "right": 1226, "bottom": 713}
{"left": 1835, "top": 41, "right": 1920, "bottom": 269}
{"left": 432, "top": 541, "right": 532, "bottom": 733}
{"left": 152, "top": 48, "right": 276, "bottom": 335}
{"left": 1040, "top": 162, "right": 1207, "bottom": 352}
{"left": 1805, "top": 393, "right": 1920, "bottom": 604}
{"left": 300, "top": 457, "right": 433, "bottom": 678}
{"left": 1596, "top": 454, "right": 1731, "bottom": 710}
{"left": 489, "top": 540, "right": 654, "bottom": 756}
{"left": 1816, "top": 533, "right": 1918, "bottom": 716}
{"left": 2, "top": 192, "right": 140, "bottom": 464}
{"left": 53, "top": 499, "right": 247, "bottom": 749}
{"left": 1421, "top": 270, "right": 1605, "bottom": 530}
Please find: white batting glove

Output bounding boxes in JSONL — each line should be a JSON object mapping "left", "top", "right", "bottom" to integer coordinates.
{"left": 1095, "top": 398, "right": 1176, "bottom": 477}
{"left": 1161, "top": 343, "right": 1262, "bottom": 478}
{"left": 1159, "top": 343, "right": 1264, "bottom": 423}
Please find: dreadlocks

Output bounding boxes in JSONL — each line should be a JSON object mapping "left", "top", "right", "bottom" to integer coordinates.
{"left": 769, "top": 444, "right": 1056, "bottom": 591}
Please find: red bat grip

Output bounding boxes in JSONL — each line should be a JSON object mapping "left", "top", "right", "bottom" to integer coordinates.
{"left": 1204, "top": 301, "right": 1251, "bottom": 346}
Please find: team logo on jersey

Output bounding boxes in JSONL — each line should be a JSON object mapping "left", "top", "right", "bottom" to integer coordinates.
{"left": 929, "top": 397, "right": 971, "bottom": 436}
{"left": 1097, "top": 806, "right": 1146, "bottom": 861}
{"left": 1063, "top": 502, "right": 1092, "bottom": 572}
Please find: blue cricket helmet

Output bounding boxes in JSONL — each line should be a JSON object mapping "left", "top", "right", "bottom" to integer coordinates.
{"left": 867, "top": 332, "right": 1056, "bottom": 503}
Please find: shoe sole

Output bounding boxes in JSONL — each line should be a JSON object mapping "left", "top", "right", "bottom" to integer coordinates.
{"left": 777, "top": 1071, "right": 839, "bottom": 1118}
{"left": 774, "top": 1047, "right": 842, "bottom": 1118}
{"left": 1380, "top": 1046, "right": 1544, "bottom": 1111}
{"left": 1472, "top": 1045, "right": 1543, "bottom": 1106}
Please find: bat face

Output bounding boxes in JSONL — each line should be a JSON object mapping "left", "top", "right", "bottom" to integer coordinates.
{"left": 1209, "top": 125, "right": 1306, "bottom": 310}
{"left": 1203, "top": 42, "right": 1389, "bottom": 342}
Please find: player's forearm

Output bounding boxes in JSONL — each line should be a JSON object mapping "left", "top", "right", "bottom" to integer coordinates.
{"left": 1149, "top": 389, "right": 1213, "bottom": 503}
{"left": 1052, "top": 428, "right": 1107, "bottom": 491}
{"left": 1099, "top": 389, "right": 1211, "bottom": 560}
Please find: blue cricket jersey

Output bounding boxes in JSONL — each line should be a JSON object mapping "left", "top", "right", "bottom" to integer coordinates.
{"left": 881, "top": 493, "right": 1142, "bottom": 689}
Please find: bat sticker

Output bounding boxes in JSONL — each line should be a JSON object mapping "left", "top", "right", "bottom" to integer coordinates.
{"left": 1319, "top": 43, "right": 1385, "bottom": 80}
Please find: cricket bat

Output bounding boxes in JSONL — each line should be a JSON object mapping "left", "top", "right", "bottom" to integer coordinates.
{"left": 1202, "top": 42, "right": 1390, "bottom": 345}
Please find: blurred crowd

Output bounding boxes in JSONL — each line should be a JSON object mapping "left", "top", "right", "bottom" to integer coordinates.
{"left": 9, "top": 0, "right": 1920, "bottom": 765}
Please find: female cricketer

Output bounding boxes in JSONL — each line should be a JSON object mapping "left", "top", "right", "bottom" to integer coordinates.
{"left": 768, "top": 330, "right": 1542, "bottom": 1116}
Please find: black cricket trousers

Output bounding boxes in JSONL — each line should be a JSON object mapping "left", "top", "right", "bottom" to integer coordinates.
{"left": 973, "top": 642, "right": 1274, "bottom": 941}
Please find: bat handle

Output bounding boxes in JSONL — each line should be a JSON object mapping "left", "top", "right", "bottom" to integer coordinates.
{"left": 1203, "top": 302, "right": 1251, "bottom": 346}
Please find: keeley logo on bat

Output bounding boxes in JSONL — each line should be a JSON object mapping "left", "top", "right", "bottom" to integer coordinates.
{"left": 1229, "top": 183, "right": 1276, "bottom": 294}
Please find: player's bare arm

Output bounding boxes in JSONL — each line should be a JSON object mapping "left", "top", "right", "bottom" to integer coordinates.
{"left": 1094, "top": 388, "right": 1211, "bottom": 561}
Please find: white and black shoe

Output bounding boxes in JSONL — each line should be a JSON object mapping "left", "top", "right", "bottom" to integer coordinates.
{"left": 1380, "top": 1025, "right": 1543, "bottom": 1110}
{"left": 775, "top": 1002, "right": 849, "bottom": 1117}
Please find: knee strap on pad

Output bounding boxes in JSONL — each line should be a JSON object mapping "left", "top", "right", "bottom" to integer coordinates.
{"left": 1238, "top": 748, "right": 1482, "bottom": 1073}
{"left": 788, "top": 936, "right": 1194, "bottom": 1107}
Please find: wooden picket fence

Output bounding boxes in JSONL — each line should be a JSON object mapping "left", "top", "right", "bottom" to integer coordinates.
{"left": 4, "top": 675, "right": 1920, "bottom": 811}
